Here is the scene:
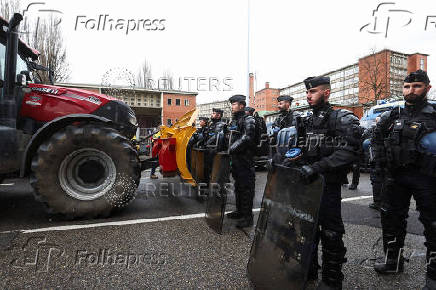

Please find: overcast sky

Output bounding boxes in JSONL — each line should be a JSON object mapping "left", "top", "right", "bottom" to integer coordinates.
{"left": 17, "top": 0, "right": 436, "bottom": 103}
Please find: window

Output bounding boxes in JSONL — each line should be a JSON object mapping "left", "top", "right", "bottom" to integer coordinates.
{"left": 184, "top": 99, "right": 189, "bottom": 106}
{"left": 167, "top": 119, "right": 172, "bottom": 125}
{"left": 167, "top": 98, "right": 172, "bottom": 105}
{"left": 420, "top": 58, "right": 425, "bottom": 70}
{"left": 176, "top": 98, "right": 180, "bottom": 106}
{"left": 0, "top": 43, "right": 29, "bottom": 81}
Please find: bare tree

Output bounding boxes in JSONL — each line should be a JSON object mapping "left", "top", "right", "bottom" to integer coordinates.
{"left": 359, "top": 49, "right": 391, "bottom": 107}
{"left": 136, "top": 59, "right": 153, "bottom": 88}
{"left": 0, "top": 0, "right": 20, "bottom": 21}
{"left": 23, "top": 15, "right": 70, "bottom": 83}
{"left": 2, "top": 0, "right": 70, "bottom": 83}
{"left": 159, "top": 70, "right": 174, "bottom": 90}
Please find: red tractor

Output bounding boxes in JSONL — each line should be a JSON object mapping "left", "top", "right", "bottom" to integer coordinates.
{"left": 0, "top": 13, "right": 141, "bottom": 218}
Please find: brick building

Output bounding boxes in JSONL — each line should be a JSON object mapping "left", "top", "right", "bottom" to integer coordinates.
{"left": 277, "top": 49, "right": 428, "bottom": 118}
{"left": 57, "top": 83, "right": 197, "bottom": 130}
{"left": 162, "top": 92, "right": 197, "bottom": 126}
{"left": 249, "top": 74, "right": 280, "bottom": 112}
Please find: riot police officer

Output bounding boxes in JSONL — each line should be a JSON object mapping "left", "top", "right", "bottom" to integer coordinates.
{"left": 298, "top": 76, "right": 361, "bottom": 289}
{"left": 225, "top": 94, "right": 256, "bottom": 228}
{"left": 203, "top": 108, "right": 227, "bottom": 182}
{"left": 372, "top": 70, "right": 436, "bottom": 289}
{"left": 206, "top": 108, "right": 227, "bottom": 151}
{"left": 192, "top": 117, "right": 209, "bottom": 148}
{"left": 271, "top": 95, "right": 297, "bottom": 139}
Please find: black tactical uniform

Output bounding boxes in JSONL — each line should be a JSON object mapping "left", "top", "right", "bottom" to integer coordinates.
{"left": 300, "top": 76, "right": 361, "bottom": 289}
{"left": 372, "top": 70, "right": 436, "bottom": 288}
{"left": 206, "top": 108, "right": 227, "bottom": 152}
{"left": 271, "top": 95, "right": 298, "bottom": 142}
{"left": 192, "top": 117, "right": 209, "bottom": 148}
{"left": 204, "top": 108, "right": 227, "bottom": 182}
{"left": 226, "top": 95, "right": 256, "bottom": 228}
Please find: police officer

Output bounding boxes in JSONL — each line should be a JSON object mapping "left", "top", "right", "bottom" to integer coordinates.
{"left": 206, "top": 108, "right": 227, "bottom": 151}
{"left": 193, "top": 117, "right": 209, "bottom": 148}
{"left": 298, "top": 76, "right": 361, "bottom": 289}
{"left": 203, "top": 108, "right": 227, "bottom": 182}
{"left": 271, "top": 95, "right": 297, "bottom": 138}
{"left": 372, "top": 70, "right": 436, "bottom": 289}
{"left": 225, "top": 95, "right": 256, "bottom": 228}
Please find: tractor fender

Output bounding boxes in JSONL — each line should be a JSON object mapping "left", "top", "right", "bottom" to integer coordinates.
{"left": 20, "top": 114, "right": 113, "bottom": 177}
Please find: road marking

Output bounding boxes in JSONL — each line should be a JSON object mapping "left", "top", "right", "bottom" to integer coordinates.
{"left": 342, "top": 195, "right": 373, "bottom": 202}
{"left": 1, "top": 196, "right": 368, "bottom": 234}
{"left": 0, "top": 183, "right": 14, "bottom": 186}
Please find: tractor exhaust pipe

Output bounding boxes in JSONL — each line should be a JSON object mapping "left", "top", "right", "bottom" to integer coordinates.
{"left": 0, "top": 13, "right": 23, "bottom": 173}
{"left": 0, "top": 13, "right": 23, "bottom": 128}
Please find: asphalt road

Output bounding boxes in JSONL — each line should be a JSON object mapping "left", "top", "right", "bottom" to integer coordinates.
{"left": 0, "top": 170, "right": 429, "bottom": 289}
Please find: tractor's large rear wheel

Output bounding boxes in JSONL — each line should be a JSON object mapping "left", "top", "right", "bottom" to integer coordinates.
{"left": 30, "top": 123, "right": 140, "bottom": 219}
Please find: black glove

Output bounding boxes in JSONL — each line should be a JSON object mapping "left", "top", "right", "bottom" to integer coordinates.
{"left": 300, "top": 165, "right": 318, "bottom": 184}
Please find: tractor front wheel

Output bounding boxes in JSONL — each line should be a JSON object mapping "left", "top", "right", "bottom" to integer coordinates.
{"left": 30, "top": 123, "right": 140, "bottom": 219}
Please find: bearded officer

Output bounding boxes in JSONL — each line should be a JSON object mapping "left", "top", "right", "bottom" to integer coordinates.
{"left": 271, "top": 95, "right": 297, "bottom": 139}
{"left": 298, "top": 76, "right": 361, "bottom": 289}
{"left": 225, "top": 94, "right": 256, "bottom": 228}
{"left": 372, "top": 70, "right": 436, "bottom": 290}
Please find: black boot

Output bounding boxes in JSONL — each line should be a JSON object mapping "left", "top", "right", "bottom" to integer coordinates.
{"left": 226, "top": 211, "right": 243, "bottom": 219}
{"left": 374, "top": 253, "right": 404, "bottom": 274}
{"left": 236, "top": 214, "right": 253, "bottom": 228}
{"left": 236, "top": 190, "right": 254, "bottom": 228}
{"left": 374, "top": 233, "right": 405, "bottom": 274}
{"left": 227, "top": 191, "right": 242, "bottom": 219}
{"left": 320, "top": 230, "right": 347, "bottom": 290}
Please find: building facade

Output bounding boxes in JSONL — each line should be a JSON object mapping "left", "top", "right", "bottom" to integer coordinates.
{"left": 196, "top": 100, "right": 232, "bottom": 122}
{"left": 278, "top": 49, "right": 428, "bottom": 118}
{"left": 57, "top": 83, "right": 197, "bottom": 130}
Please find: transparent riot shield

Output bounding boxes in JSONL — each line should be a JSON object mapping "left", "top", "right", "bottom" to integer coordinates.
{"left": 190, "top": 148, "right": 207, "bottom": 185}
{"left": 247, "top": 165, "right": 324, "bottom": 289}
{"left": 205, "top": 152, "right": 231, "bottom": 234}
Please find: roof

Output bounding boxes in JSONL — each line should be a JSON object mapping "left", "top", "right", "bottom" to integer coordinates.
{"left": 56, "top": 82, "right": 198, "bottom": 95}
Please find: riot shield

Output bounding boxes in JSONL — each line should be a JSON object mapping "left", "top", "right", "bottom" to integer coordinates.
{"left": 247, "top": 165, "right": 324, "bottom": 289}
{"left": 205, "top": 152, "right": 231, "bottom": 234}
{"left": 190, "top": 148, "right": 207, "bottom": 185}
